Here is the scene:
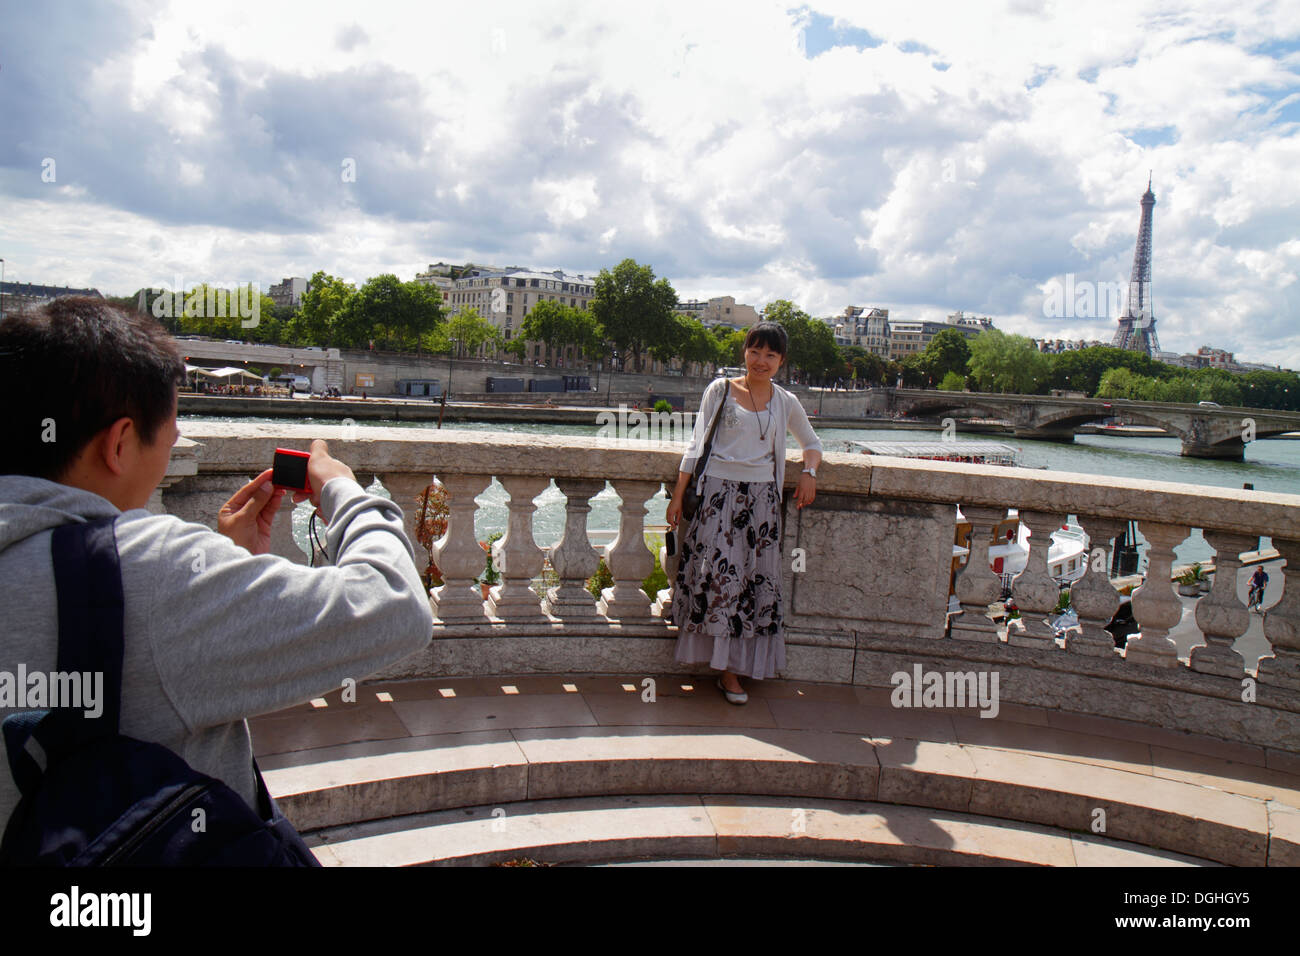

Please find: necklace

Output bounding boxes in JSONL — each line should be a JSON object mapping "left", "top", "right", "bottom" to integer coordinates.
{"left": 743, "top": 374, "right": 774, "bottom": 441}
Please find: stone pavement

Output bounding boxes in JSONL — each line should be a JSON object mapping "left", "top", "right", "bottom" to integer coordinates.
{"left": 250, "top": 674, "right": 1300, "bottom": 867}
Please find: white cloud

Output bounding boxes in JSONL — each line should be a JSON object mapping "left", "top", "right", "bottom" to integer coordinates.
{"left": 2, "top": 0, "right": 1299, "bottom": 366}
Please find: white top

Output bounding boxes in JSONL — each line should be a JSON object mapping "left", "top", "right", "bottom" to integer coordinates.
{"left": 680, "top": 378, "right": 823, "bottom": 493}
{"left": 704, "top": 395, "right": 779, "bottom": 482}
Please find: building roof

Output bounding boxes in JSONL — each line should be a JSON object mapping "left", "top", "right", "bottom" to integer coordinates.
{"left": 1, "top": 282, "right": 103, "bottom": 299}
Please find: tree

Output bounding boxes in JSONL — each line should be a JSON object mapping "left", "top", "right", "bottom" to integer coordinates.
{"left": 967, "top": 329, "right": 1050, "bottom": 394}
{"left": 510, "top": 300, "right": 601, "bottom": 365}
{"left": 294, "top": 272, "right": 353, "bottom": 346}
{"left": 435, "top": 308, "right": 500, "bottom": 358}
{"left": 920, "top": 328, "right": 971, "bottom": 383}
{"left": 938, "top": 370, "right": 966, "bottom": 391}
{"left": 333, "top": 274, "right": 444, "bottom": 351}
{"left": 589, "top": 259, "right": 678, "bottom": 372}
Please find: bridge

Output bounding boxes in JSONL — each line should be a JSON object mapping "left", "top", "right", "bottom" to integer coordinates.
{"left": 174, "top": 340, "right": 345, "bottom": 393}
{"left": 886, "top": 388, "right": 1300, "bottom": 460}
{"left": 151, "top": 423, "right": 1300, "bottom": 865}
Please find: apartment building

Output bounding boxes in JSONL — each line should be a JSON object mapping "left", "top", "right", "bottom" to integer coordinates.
{"left": 675, "top": 295, "right": 760, "bottom": 329}
{"left": 445, "top": 267, "right": 597, "bottom": 360}
{"left": 268, "top": 277, "right": 308, "bottom": 309}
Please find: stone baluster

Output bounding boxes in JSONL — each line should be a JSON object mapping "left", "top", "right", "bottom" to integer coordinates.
{"left": 1124, "top": 521, "right": 1189, "bottom": 667}
{"left": 380, "top": 472, "right": 437, "bottom": 585}
{"left": 652, "top": 519, "right": 680, "bottom": 620}
{"left": 486, "top": 476, "right": 550, "bottom": 620}
{"left": 950, "top": 505, "right": 1006, "bottom": 643}
{"left": 1258, "top": 539, "right": 1300, "bottom": 691}
{"left": 542, "top": 479, "right": 605, "bottom": 619}
{"left": 429, "top": 474, "right": 492, "bottom": 622}
{"left": 1065, "top": 515, "right": 1123, "bottom": 656}
{"left": 1189, "top": 531, "right": 1255, "bottom": 677}
{"left": 1007, "top": 510, "right": 1064, "bottom": 648}
{"left": 596, "top": 479, "right": 660, "bottom": 621}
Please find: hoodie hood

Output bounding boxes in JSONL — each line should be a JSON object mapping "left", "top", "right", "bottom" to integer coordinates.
{"left": 0, "top": 476, "right": 121, "bottom": 554}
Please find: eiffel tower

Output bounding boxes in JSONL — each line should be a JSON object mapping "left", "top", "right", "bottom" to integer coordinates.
{"left": 1112, "top": 175, "right": 1161, "bottom": 355}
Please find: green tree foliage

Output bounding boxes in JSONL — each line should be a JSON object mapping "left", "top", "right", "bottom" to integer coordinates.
{"left": 967, "top": 329, "right": 1050, "bottom": 393}
{"left": 650, "top": 314, "right": 717, "bottom": 375}
{"left": 938, "top": 370, "right": 966, "bottom": 391}
{"left": 332, "top": 274, "right": 444, "bottom": 351}
{"left": 509, "top": 300, "right": 602, "bottom": 364}
{"left": 293, "top": 272, "right": 353, "bottom": 347}
{"left": 435, "top": 308, "right": 501, "bottom": 358}
{"left": 589, "top": 259, "right": 679, "bottom": 372}
{"left": 920, "top": 328, "right": 972, "bottom": 383}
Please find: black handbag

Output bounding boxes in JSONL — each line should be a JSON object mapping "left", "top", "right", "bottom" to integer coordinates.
{"left": 681, "top": 383, "right": 727, "bottom": 522}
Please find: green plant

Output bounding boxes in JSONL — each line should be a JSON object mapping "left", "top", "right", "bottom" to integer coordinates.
{"left": 1054, "top": 589, "right": 1072, "bottom": 613}
{"left": 1177, "top": 562, "right": 1205, "bottom": 585}
{"left": 586, "top": 557, "right": 614, "bottom": 598}
{"left": 653, "top": 398, "right": 673, "bottom": 413}
{"left": 642, "top": 533, "right": 668, "bottom": 596}
{"left": 480, "top": 531, "right": 504, "bottom": 586}
{"left": 269, "top": 366, "right": 282, "bottom": 379}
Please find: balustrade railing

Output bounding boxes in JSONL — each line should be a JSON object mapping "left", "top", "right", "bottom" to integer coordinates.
{"left": 168, "top": 424, "right": 1300, "bottom": 696}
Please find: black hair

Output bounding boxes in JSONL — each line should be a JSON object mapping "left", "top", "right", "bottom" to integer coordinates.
{"left": 743, "top": 321, "right": 788, "bottom": 357}
{"left": 0, "top": 296, "right": 185, "bottom": 480}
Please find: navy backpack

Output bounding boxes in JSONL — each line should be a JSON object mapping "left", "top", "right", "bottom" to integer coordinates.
{"left": 0, "top": 517, "right": 320, "bottom": 866}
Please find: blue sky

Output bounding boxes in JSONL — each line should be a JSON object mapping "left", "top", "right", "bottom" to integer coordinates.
{"left": 1, "top": 0, "right": 1298, "bottom": 367}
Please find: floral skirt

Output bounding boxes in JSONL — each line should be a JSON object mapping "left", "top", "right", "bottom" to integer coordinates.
{"left": 671, "top": 476, "right": 785, "bottom": 679}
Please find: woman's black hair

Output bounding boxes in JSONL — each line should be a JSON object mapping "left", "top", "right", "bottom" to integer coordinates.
{"left": 743, "top": 321, "right": 788, "bottom": 357}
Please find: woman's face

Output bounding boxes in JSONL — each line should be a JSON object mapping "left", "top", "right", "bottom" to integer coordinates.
{"left": 744, "top": 344, "right": 784, "bottom": 381}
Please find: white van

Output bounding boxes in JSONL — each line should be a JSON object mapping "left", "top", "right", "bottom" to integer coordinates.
{"left": 274, "top": 374, "right": 312, "bottom": 393}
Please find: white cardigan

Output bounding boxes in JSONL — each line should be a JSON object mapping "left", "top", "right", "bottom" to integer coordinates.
{"left": 679, "top": 377, "right": 823, "bottom": 495}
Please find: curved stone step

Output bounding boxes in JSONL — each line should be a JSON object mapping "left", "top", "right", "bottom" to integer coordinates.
{"left": 258, "top": 724, "right": 1300, "bottom": 866}
{"left": 253, "top": 676, "right": 1300, "bottom": 866}
{"left": 304, "top": 793, "right": 1220, "bottom": 867}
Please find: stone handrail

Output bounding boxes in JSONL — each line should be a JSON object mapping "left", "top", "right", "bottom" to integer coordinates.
{"left": 166, "top": 422, "right": 1300, "bottom": 751}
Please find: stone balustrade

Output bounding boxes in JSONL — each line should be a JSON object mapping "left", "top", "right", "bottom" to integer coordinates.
{"left": 168, "top": 422, "right": 1300, "bottom": 752}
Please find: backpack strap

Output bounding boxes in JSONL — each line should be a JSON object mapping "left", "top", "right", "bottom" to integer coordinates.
{"left": 2, "top": 518, "right": 124, "bottom": 798}
{"left": 50, "top": 517, "right": 125, "bottom": 739}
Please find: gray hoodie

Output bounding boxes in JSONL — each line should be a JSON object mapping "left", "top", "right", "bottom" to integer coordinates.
{"left": 0, "top": 474, "right": 434, "bottom": 830}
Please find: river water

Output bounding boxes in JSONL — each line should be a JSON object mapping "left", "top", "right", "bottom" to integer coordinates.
{"left": 181, "top": 414, "right": 1300, "bottom": 566}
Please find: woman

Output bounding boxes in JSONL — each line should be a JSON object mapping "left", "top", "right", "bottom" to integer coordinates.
{"left": 665, "top": 322, "right": 823, "bottom": 705}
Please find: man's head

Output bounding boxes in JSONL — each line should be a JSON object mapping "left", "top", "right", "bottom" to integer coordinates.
{"left": 0, "top": 296, "right": 185, "bottom": 510}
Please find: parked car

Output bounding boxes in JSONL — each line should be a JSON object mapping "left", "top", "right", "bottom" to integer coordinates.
{"left": 1198, "top": 401, "right": 1222, "bottom": 408}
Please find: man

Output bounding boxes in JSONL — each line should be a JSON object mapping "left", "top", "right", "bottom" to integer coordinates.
{"left": 0, "top": 297, "right": 433, "bottom": 839}
{"left": 1248, "top": 566, "right": 1269, "bottom": 612}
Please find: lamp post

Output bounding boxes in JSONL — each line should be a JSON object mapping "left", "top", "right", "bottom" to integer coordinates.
{"left": 0, "top": 258, "right": 5, "bottom": 323}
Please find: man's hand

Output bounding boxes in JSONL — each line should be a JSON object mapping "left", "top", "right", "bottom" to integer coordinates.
{"left": 291, "top": 439, "right": 356, "bottom": 519}
{"left": 218, "top": 468, "right": 286, "bottom": 555}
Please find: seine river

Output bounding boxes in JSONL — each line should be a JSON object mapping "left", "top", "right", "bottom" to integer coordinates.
{"left": 182, "top": 414, "right": 1300, "bottom": 566}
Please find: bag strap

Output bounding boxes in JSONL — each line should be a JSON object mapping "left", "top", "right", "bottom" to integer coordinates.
{"left": 2, "top": 518, "right": 125, "bottom": 797}
{"left": 51, "top": 518, "right": 125, "bottom": 738}
{"left": 692, "top": 380, "right": 728, "bottom": 485}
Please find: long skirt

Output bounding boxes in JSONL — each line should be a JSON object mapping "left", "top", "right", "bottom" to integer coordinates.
{"left": 671, "top": 476, "right": 785, "bottom": 679}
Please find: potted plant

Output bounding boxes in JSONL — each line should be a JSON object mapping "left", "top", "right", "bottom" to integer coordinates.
{"left": 479, "top": 531, "right": 503, "bottom": 599}
{"left": 1176, "top": 562, "right": 1206, "bottom": 596}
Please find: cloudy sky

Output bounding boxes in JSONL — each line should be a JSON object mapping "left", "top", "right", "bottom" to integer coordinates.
{"left": 2, "top": 1, "right": 1298, "bottom": 365}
